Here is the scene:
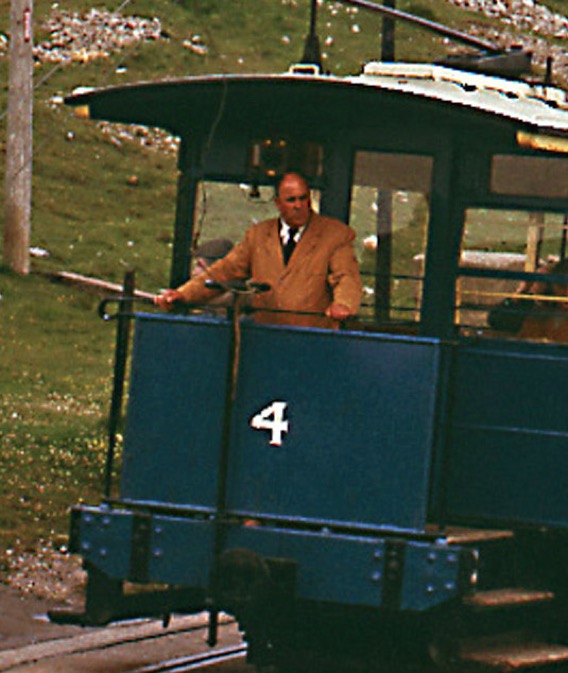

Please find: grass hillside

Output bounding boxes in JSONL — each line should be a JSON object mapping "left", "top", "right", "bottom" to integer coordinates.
{"left": 0, "top": 0, "right": 566, "bottom": 561}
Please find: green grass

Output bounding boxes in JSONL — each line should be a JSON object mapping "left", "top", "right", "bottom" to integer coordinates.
{"left": 0, "top": 0, "right": 566, "bottom": 561}
{"left": 0, "top": 269, "right": 116, "bottom": 557}
{"left": 31, "top": 101, "right": 178, "bottom": 289}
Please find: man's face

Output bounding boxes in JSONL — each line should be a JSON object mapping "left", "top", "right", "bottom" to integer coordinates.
{"left": 274, "top": 175, "right": 311, "bottom": 229}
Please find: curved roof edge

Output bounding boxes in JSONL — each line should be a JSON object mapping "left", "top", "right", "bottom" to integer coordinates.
{"left": 65, "top": 63, "right": 568, "bottom": 138}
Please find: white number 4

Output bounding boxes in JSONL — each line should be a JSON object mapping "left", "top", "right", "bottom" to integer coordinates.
{"left": 250, "top": 401, "right": 289, "bottom": 446}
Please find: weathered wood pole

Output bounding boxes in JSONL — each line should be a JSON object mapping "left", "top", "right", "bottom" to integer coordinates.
{"left": 4, "top": 0, "right": 33, "bottom": 274}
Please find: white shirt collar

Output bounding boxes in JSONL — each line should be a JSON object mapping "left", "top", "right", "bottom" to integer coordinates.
{"left": 280, "top": 219, "right": 306, "bottom": 244}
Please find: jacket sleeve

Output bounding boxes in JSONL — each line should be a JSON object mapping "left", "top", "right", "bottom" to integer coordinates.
{"left": 327, "top": 227, "right": 363, "bottom": 314}
{"left": 176, "top": 234, "right": 252, "bottom": 304}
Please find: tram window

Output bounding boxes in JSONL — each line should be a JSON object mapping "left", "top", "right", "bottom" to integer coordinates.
{"left": 456, "top": 208, "right": 568, "bottom": 343}
{"left": 350, "top": 151, "right": 432, "bottom": 330}
{"left": 193, "top": 182, "right": 281, "bottom": 248}
{"left": 491, "top": 155, "right": 568, "bottom": 199}
{"left": 194, "top": 181, "right": 322, "bottom": 240}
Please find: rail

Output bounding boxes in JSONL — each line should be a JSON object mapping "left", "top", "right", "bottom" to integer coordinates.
{"left": 0, "top": 616, "right": 242, "bottom": 673}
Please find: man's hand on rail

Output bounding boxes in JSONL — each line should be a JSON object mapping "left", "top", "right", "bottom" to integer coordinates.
{"left": 154, "top": 289, "right": 184, "bottom": 309}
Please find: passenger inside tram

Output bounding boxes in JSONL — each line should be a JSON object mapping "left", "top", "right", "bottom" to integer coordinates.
{"left": 457, "top": 206, "right": 568, "bottom": 344}
{"left": 487, "top": 258, "right": 568, "bottom": 342}
{"left": 518, "top": 258, "right": 568, "bottom": 342}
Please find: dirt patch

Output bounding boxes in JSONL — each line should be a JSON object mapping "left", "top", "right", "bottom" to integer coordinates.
{"left": 0, "top": 544, "right": 87, "bottom": 651}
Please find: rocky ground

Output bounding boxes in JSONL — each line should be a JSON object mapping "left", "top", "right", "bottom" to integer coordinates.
{"left": 34, "top": 8, "right": 166, "bottom": 65}
{"left": 448, "top": 0, "right": 568, "bottom": 83}
{"left": 4, "top": 541, "right": 85, "bottom": 606}
{"left": 450, "top": 0, "right": 568, "bottom": 37}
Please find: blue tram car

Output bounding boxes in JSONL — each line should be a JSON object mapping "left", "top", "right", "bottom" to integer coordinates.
{"left": 52, "top": 2, "right": 568, "bottom": 669}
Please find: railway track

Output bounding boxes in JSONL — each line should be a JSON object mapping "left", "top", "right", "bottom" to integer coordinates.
{"left": 0, "top": 613, "right": 251, "bottom": 673}
{"left": 127, "top": 645, "right": 248, "bottom": 673}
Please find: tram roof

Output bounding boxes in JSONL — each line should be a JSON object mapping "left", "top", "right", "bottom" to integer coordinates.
{"left": 66, "top": 63, "right": 568, "bottom": 142}
{"left": 357, "top": 62, "right": 568, "bottom": 133}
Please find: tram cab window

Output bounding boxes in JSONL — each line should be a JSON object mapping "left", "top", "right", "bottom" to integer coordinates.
{"left": 491, "top": 154, "right": 568, "bottom": 200}
{"left": 349, "top": 151, "right": 432, "bottom": 331}
{"left": 456, "top": 208, "right": 568, "bottom": 343}
{"left": 183, "top": 178, "right": 319, "bottom": 261}
{"left": 192, "top": 182, "right": 287, "bottom": 248}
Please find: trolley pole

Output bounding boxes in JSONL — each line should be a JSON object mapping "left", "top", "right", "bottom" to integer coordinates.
{"left": 381, "top": 0, "right": 396, "bottom": 61}
{"left": 4, "top": 0, "right": 34, "bottom": 274}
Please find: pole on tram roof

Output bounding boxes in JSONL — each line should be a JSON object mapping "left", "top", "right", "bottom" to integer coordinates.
{"left": 381, "top": 0, "right": 396, "bottom": 62}
{"left": 341, "top": 0, "right": 501, "bottom": 53}
{"left": 4, "top": 0, "right": 34, "bottom": 274}
{"left": 300, "top": 0, "right": 323, "bottom": 69}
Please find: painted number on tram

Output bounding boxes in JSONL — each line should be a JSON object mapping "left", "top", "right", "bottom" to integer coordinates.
{"left": 250, "top": 401, "right": 289, "bottom": 446}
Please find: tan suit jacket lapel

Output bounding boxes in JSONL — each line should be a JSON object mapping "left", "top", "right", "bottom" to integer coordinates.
{"left": 262, "top": 218, "right": 286, "bottom": 275}
{"left": 282, "top": 214, "right": 321, "bottom": 278}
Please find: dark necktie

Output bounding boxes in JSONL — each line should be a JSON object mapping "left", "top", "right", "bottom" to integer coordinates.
{"left": 282, "top": 234, "right": 296, "bottom": 265}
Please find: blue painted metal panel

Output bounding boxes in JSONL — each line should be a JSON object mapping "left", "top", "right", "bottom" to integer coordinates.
{"left": 400, "top": 542, "right": 466, "bottom": 611}
{"left": 225, "top": 526, "right": 469, "bottom": 610}
{"left": 120, "top": 314, "right": 230, "bottom": 507}
{"left": 76, "top": 506, "right": 134, "bottom": 579}
{"left": 148, "top": 515, "right": 214, "bottom": 586}
{"left": 226, "top": 526, "right": 386, "bottom": 607}
{"left": 228, "top": 325, "right": 441, "bottom": 532}
{"left": 74, "top": 506, "right": 214, "bottom": 588}
{"left": 444, "top": 342, "right": 568, "bottom": 528}
{"left": 73, "top": 505, "right": 471, "bottom": 610}
{"left": 120, "top": 315, "right": 442, "bottom": 531}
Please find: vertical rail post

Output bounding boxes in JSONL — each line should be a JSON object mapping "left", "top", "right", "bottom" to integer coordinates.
{"left": 212, "top": 294, "right": 243, "bottom": 530}
{"left": 375, "top": 190, "right": 393, "bottom": 324}
{"left": 207, "top": 292, "right": 244, "bottom": 646}
{"left": 375, "top": 2, "right": 396, "bottom": 324}
{"left": 561, "top": 214, "right": 568, "bottom": 262}
{"left": 104, "top": 270, "right": 135, "bottom": 498}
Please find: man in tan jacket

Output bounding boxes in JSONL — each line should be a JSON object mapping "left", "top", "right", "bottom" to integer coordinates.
{"left": 155, "top": 173, "right": 362, "bottom": 328}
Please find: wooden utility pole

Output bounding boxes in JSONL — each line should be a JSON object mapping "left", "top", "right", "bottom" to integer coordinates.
{"left": 4, "top": 0, "right": 33, "bottom": 274}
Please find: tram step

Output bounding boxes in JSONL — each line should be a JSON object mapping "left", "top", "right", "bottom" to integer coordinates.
{"left": 431, "top": 526, "right": 518, "bottom": 589}
{"left": 460, "top": 641, "right": 568, "bottom": 670}
{"left": 464, "top": 588, "right": 555, "bottom": 610}
{"left": 437, "top": 526, "right": 514, "bottom": 545}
